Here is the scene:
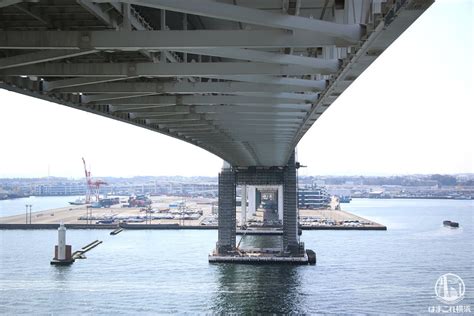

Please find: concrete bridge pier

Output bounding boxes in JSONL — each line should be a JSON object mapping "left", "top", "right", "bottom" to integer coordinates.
{"left": 212, "top": 151, "right": 309, "bottom": 263}
{"left": 282, "top": 151, "right": 300, "bottom": 255}
{"left": 216, "top": 163, "right": 236, "bottom": 255}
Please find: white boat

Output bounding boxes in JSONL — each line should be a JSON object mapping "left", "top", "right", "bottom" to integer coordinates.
{"left": 69, "top": 198, "right": 87, "bottom": 205}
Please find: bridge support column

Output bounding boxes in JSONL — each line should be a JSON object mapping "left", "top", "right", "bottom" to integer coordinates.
{"left": 277, "top": 185, "right": 283, "bottom": 222}
{"left": 240, "top": 184, "right": 247, "bottom": 227}
{"left": 248, "top": 185, "right": 256, "bottom": 216}
{"left": 283, "top": 151, "right": 300, "bottom": 254}
{"left": 216, "top": 165, "right": 236, "bottom": 254}
{"left": 211, "top": 151, "right": 308, "bottom": 262}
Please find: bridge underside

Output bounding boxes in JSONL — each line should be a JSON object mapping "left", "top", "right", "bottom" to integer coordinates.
{"left": 0, "top": 0, "right": 433, "bottom": 168}
{"left": 1, "top": 0, "right": 433, "bottom": 262}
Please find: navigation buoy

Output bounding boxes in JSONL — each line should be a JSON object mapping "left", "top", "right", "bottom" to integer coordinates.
{"left": 50, "top": 222, "right": 74, "bottom": 265}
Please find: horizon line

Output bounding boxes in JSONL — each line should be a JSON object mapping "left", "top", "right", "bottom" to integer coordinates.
{"left": 1, "top": 173, "right": 473, "bottom": 181}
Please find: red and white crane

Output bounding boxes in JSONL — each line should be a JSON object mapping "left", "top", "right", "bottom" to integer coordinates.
{"left": 82, "top": 157, "right": 107, "bottom": 204}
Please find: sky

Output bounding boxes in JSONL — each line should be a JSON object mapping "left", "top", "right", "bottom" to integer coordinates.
{"left": 0, "top": 0, "right": 472, "bottom": 179}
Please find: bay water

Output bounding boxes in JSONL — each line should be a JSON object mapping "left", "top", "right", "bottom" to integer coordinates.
{"left": 0, "top": 199, "right": 472, "bottom": 314}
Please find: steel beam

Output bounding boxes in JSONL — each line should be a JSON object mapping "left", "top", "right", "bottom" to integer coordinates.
{"left": 129, "top": 106, "right": 306, "bottom": 118}
{"left": 93, "top": 0, "right": 364, "bottom": 43}
{"left": 195, "top": 105, "right": 308, "bottom": 114}
{"left": 130, "top": 111, "right": 190, "bottom": 119}
{"left": 133, "top": 110, "right": 305, "bottom": 119}
{"left": 0, "top": 0, "right": 36, "bottom": 8}
{"left": 177, "top": 48, "right": 340, "bottom": 70}
{"left": 59, "top": 81, "right": 318, "bottom": 94}
{"left": 209, "top": 115, "right": 303, "bottom": 123}
{"left": 232, "top": 92, "right": 317, "bottom": 102}
{"left": 43, "top": 77, "right": 139, "bottom": 91}
{"left": 214, "top": 122, "right": 300, "bottom": 128}
{"left": 81, "top": 93, "right": 155, "bottom": 102}
{"left": 0, "top": 30, "right": 355, "bottom": 50}
{"left": 169, "top": 126, "right": 214, "bottom": 132}
{"left": 208, "top": 75, "right": 327, "bottom": 89}
{"left": 0, "top": 62, "right": 330, "bottom": 77}
{"left": 110, "top": 103, "right": 311, "bottom": 112}
{"left": 226, "top": 131, "right": 297, "bottom": 137}
{"left": 211, "top": 117, "right": 303, "bottom": 123}
{"left": 0, "top": 50, "right": 97, "bottom": 70}
{"left": 157, "top": 122, "right": 208, "bottom": 128}
{"left": 143, "top": 114, "right": 201, "bottom": 122}
{"left": 97, "top": 95, "right": 308, "bottom": 106}
{"left": 13, "top": 2, "right": 50, "bottom": 25}
{"left": 77, "top": 0, "right": 119, "bottom": 28}
{"left": 209, "top": 113, "right": 306, "bottom": 119}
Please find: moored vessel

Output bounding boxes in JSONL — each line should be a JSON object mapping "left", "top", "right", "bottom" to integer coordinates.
{"left": 69, "top": 198, "right": 87, "bottom": 205}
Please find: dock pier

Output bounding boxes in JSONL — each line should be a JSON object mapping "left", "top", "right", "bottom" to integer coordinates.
{"left": 72, "top": 240, "right": 102, "bottom": 260}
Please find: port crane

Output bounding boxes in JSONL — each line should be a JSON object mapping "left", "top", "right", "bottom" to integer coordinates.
{"left": 82, "top": 157, "right": 107, "bottom": 204}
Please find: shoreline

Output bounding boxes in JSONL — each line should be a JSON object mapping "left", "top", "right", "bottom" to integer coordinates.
{"left": 0, "top": 223, "right": 387, "bottom": 230}
{"left": 0, "top": 196, "right": 387, "bottom": 231}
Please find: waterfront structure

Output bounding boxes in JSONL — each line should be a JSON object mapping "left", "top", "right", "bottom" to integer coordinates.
{"left": 50, "top": 222, "right": 74, "bottom": 265}
{"left": 298, "top": 186, "right": 331, "bottom": 209}
{"left": 240, "top": 185, "right": 283, "bottom": 226}
{"left": 216, "top": 153, "right": 300, "bottom": 256}
{"left": 35, "top": 183, "right": 87, "bottom": 196}
{"left": 0, "top": 0, "right": 433, "bottom": 260}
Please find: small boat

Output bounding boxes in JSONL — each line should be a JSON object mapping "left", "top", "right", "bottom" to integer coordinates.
{"left": 69, "top": 199, "right": 86, "bottom": 205}
{"left": 443, "top": 220, "right": 459, "bottom": 228}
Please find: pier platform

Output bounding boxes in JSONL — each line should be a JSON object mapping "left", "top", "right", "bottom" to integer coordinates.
{"left": 236, "top": 228, "right": 282, "bottom": 235}
{"left": 209, "top": 248, "right": 315, "bottom": 265}
{"left": 209, "top": 253, "right": 309, "bottom": 264}
{"left": 50, "top": 258, "right": 74, "bottom": 266}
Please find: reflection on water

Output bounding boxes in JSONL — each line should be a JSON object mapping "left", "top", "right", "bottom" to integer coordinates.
{"left": 51, "top": 265, "right": 73, "bottom": 282}
{"left": 213, "top": 264, "right": 303, "bottom": 314}
{"left": 213, "top": 234, "right": 304, "bottom": 313}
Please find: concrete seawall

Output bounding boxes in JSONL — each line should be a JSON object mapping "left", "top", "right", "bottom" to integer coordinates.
{"left": 0, "top": 223, "right": 386, "bottom": 230}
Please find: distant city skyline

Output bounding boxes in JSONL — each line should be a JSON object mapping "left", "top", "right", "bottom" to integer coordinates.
{"left": 0, "top": 0, "right": 472, "bottom": 178}
{"left": 1, "top": 173, "right": 473, "bottom": 181}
